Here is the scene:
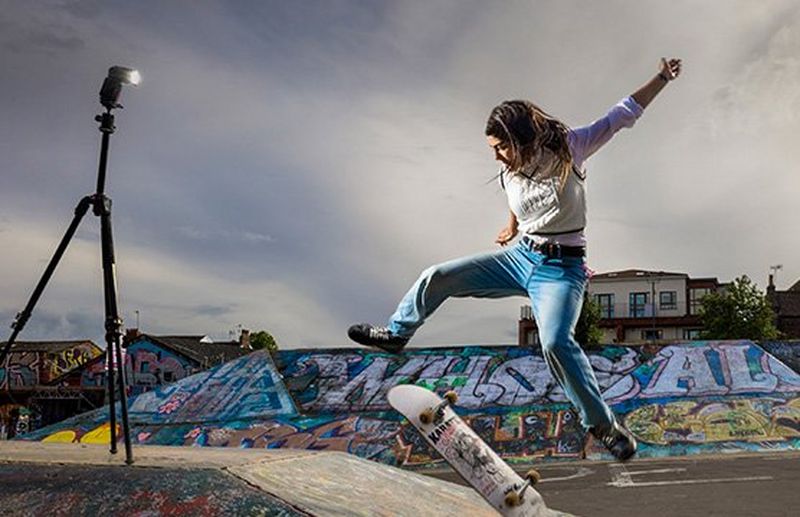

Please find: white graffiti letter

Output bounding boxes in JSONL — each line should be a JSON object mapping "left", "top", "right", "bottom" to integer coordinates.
{"left": 642, "top": 346, "right": 727, "bottom": 397}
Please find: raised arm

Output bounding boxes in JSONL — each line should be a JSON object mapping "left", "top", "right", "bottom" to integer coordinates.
{"left": 631, "top": 58, "right": 682, "bottom": 109}
{"left": 569, "top": 57, "right": 683, "bottom": 164}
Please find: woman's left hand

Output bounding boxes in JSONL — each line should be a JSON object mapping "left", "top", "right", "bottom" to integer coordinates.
{"left": 495, "top": 224, "right": 518, "bottom": 246}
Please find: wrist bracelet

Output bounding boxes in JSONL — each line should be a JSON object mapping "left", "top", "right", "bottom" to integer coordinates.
{"left": 658, "top": 72, "right": 670, "bottom": 82}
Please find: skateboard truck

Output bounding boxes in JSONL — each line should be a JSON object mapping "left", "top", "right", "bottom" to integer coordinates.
{"left": 419, "top": 390, "right": 458, "bottom": 425}
{"left": 503, "top": 469, "right": 541, "bottom": 507}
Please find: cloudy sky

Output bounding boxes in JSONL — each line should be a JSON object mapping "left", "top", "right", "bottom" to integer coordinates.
{"left": 1, "top": 1, "right": 798, "bottom": 349}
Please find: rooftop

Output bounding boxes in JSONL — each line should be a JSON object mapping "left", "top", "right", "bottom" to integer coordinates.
{"left": 592, "top": 269, "right": 688, "bottom": 280}
{"left": 0, "top": 340, "right": 99, "bottom": 354}
{"left": 133, "top": 334, "right": 250, "bottom": 366}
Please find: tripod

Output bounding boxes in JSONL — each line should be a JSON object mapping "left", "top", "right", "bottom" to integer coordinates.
{"left": 0, "top": 108, "right": 134, "bottom": 464}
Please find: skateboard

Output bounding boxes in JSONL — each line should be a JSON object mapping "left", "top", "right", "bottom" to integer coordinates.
{"left": 388, "top": 384, "right": 547, "bottom": 516}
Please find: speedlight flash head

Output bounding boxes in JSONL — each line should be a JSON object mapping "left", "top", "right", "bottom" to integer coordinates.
{"left": 99, "top": 66, "right": 141, "bottom": 110}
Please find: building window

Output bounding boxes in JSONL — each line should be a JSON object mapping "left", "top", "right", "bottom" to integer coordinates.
{"left": 163, "top": 371, "right": 175, "bottom": 382}
{"left": 660, "top": 291, "right": 677, "bottom": 310}
{"left": 683, "top": 328, "right": 702, "bottom": 340}
{"left": 642, "top": 329, "right": 663, "bottom": 340}
{"left": 690, "top": 288, "right": 712, "bottom": 315}
{"left": 594, "top": 294, "right": 615, "bottom": 319}
{"left": 630, "top": 292, "right": 649, "bottom": 318}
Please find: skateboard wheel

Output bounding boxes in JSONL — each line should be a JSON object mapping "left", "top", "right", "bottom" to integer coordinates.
{"left": 444, "top": 391, "right": 458, "bottom": 404}
{"left": 504, "top": 491, "right": 521, "bottom": 507}
{"left": 525, "top": 469, "right": 541, "bottom": 484}
{"left": 419, "top": 409, "right": 434, "bottom": 425}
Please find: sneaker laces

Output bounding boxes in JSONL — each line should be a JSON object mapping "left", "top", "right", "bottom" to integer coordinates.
{"left": 601, "top": 431, "right": 619, "bottom": 448}
{"left": 595, "top": 424, "right": 621, "bottom": 448}
{"left": 368, "top": 326, "right": 392, "bottom": 340}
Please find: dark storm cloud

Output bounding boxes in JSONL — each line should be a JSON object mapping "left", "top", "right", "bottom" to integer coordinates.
{"left": 0, "top": 309, "right": 103, "bottom": 345}
{"left": 0, "top": 2, "right": 92, "bottom": 57}
{"left": 191, "top": 304, "right": 237, "bottom": 318}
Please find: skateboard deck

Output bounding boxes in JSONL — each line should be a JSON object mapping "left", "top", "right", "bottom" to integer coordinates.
{"left": 388, "top": 384, "right": 548, "bottom": 517}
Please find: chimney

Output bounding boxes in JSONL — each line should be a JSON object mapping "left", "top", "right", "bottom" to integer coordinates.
{"left": 239, "top": 328, "right": 251, "bottom": 350}
{"left": 123, "top": 328, "right": 141, "bottom": 347}
{"left": 767, "top": 274, "right": 776, "bottom": 295}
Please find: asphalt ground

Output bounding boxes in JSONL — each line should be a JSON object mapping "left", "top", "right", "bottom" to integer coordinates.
{"left": 425, "top": 451, "right": 800, "bottom": 517}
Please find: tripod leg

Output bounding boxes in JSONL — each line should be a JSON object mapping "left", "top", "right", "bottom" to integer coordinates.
{"left": 98, "top": 196, "right": 134, "bottom": 464}
{"left": 0, "top": 197, "right": 93, "bottom": 365}
{"left": 106, "top": 336, "right": 117, "bottom": 453}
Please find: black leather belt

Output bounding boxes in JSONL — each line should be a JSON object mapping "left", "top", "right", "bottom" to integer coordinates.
{"left": 532, "top": 241, "right": 586, "bottom": 258}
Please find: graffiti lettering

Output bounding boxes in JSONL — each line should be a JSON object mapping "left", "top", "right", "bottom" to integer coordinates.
{"left": 123, "top": 342, "right": 199, "bottom": 395}
{"left": 129, "top": 351, "right": 296, "bottom": 424}
{"left": 619, "top": 343, "right": 800, "bottom": 402}
{"left": 282, "top": 343, "right": 800, "bottom": 414}
{"left": 49, "top": 344, "right": 99, "bottom": 380}
{"left": 626, "top": 396, "right": 800, "bottom": 445}
{"left": 0, "top": 352, "right": 40, "bottom": 389}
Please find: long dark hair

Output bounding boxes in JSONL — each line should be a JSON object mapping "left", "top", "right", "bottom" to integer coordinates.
{"left": 485, "top": 100, "right": 573, "bottom": 187}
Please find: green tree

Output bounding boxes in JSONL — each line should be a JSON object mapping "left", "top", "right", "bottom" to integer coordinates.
{"left": 699, "top": 275, "right": 780, "bottom": 340}
{"left": 250, "top": 330, "right": 279, "bottom": 354}
{"left": 576, "top": 295, "right": 604, "bottom": 349}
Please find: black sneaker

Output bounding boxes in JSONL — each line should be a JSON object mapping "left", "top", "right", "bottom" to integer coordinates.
{"left": 347, "top": 324, "right": 409, "bottom": 353}
{"left": 590, "top": 420, "right": 637, "bottom": 462}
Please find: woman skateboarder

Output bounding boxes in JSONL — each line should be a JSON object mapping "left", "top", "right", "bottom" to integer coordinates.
{"left": 349, "top": 58, "right": 683, "bottom": 461}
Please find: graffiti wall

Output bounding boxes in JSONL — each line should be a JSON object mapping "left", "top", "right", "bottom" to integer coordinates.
{"left": 596, "top": 341, "right": 800, "bottom": 459}
{"left": 80, "top": 356, "right": 107, "bottom": 388}
{"left": 45, "top": 342, "right": 101, "bottom": 382}
{"left": 29, "top": 407, "right": 585, "bottom": 468}
{"left": 20, "top": 341, "right": 800, "bottom": 467}
{"left": 0, "top": 352, "right": 40, "bottom": 389}
{"left": 125, "top": 340, "right": 199, "bottom": 396}
{"left": 626, "top": 396, "right": 800, "bottom": 444}
{"left": 127, "top": 350, "right": 297, "bottom": 424}
{"left": 79, "top": 340, "right": 199, "bottom": 395}
{"left": 276, "top": 342, "right": 800, "bottom": 413}
{"left": 759, "top": 341, "right": 800, "bottom": 376}
{"left": 0, "top": 342, "right": 101, "bottom": 389}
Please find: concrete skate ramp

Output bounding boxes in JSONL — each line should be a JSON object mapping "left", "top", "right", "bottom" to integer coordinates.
{"left": 0, "top": 442, "right": 566, "bottom": 516}
{"left": 126, "top": 349, "right": 298, "bottom": 424}
{"left": 19, "top": 340, "right": 800, "bottom": 466}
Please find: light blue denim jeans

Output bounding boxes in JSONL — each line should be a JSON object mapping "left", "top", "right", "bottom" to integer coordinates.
{"left": 387, "top": 237, "right": 614, "bottom": 431}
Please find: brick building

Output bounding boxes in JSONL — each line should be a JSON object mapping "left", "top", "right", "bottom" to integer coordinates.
{"left": 766, "top": 275, "right": 800, "bottom": 338}
{"left": 519, "top": 269, "right": 728, "bottom": 345}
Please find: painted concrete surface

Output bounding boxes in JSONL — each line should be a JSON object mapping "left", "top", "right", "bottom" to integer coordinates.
{"left": 0, "top": 442, "right": 543, "bottom": 516}
{"left": 17, "top": 341, "right": 800, "bottom": 467}
{"left": 126, "top": 349, "right": 298, "bottom": 424}
{"left": 760, "top": 341, "right": 800, "bottom": 376}
{"left": 0, "top": 463, "right": 303, "bottom": 516}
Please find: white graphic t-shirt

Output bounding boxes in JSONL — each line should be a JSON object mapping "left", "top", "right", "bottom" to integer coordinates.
{"left": 500, "top": 96, "right": 644, "bottom": 247}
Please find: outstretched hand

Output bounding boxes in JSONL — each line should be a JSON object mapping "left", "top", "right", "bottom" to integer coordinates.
{"left": 660, "top": 57, "right": 682, "bottom": 81}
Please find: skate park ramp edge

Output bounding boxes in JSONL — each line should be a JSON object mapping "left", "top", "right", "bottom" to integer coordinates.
{"left": 0, "top": 441, "right": 568, "bottom": 516}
